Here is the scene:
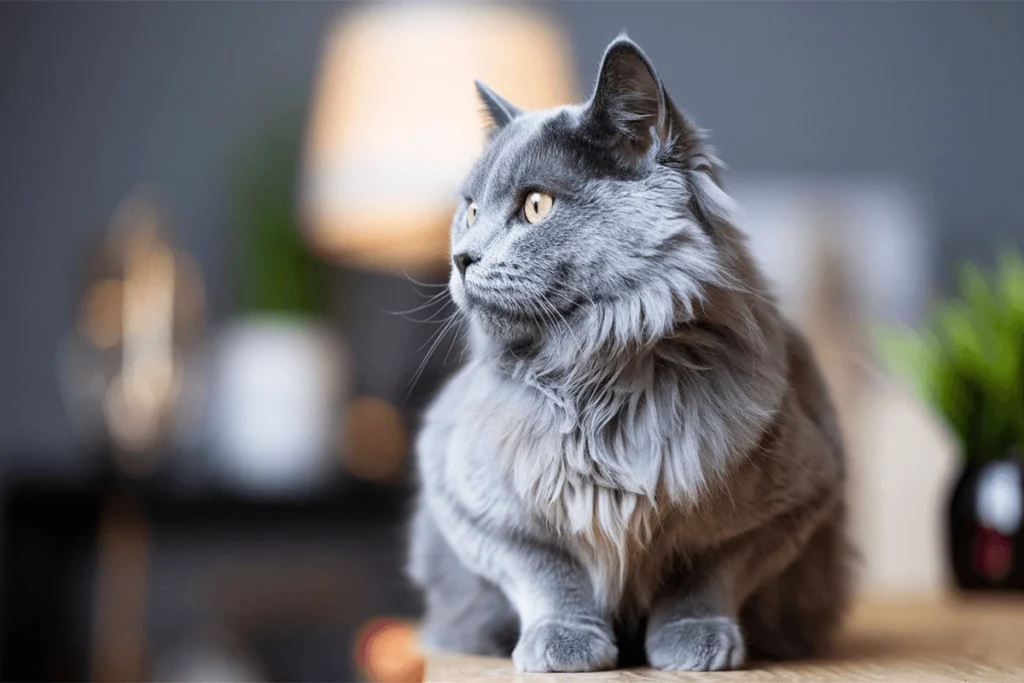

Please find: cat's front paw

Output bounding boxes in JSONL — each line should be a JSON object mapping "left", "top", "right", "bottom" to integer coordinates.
{"left": 512, "top": 618, "right": 617, "bottom": 673}
{"left": 645, "top": 616, "right": 746, "bottom": 671}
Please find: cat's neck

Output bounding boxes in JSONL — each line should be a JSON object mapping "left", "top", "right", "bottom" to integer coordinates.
{"left": 483, "top": 282, "right": 771, "bottom": 380}
{"left": 465, "top": 288, "right": 790, "bottom": 509}
{"left": 478, "top": 307, "right": 779, "bottom": 421}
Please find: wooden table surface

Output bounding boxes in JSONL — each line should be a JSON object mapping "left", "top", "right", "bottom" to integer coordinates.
{"left": 424, "top": 596, "right": 1024, "bottom": 682}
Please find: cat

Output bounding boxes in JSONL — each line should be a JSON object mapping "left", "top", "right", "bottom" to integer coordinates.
{"left": 408, "top": 35, "right": 850, "bottom": 673}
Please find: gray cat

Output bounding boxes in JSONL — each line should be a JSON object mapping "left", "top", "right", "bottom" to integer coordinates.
{"left": 408, "top": 36, "right": 850, "bottom": 673}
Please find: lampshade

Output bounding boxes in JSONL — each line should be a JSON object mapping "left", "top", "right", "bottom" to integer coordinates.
{"left": 300, "top": 5, "right": 576, "bottom": 273}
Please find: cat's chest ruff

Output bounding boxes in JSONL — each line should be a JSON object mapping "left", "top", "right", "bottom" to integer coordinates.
{"left": 444, "top": 366, "right": 693, "bottom": 608}
{"left": 487, "top": 379, "right": 665, "bottom": 523}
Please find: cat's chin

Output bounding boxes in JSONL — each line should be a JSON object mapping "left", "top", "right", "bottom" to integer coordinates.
{"left": 470, "top": 312, "right": 539, "bottom": 348}
{"left": 458, "top": 290, "right": 536, "bottom": 331}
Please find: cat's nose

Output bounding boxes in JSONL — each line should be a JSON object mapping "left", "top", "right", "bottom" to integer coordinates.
{"left": 453, "top": 252, "right": 478, "bottom": 277}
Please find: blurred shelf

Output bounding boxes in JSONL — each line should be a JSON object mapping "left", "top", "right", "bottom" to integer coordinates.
{"left": 0, "top": 453, "right": 416, "bottom": 682}
{"left": 0, "top": 458, "right": 411, "bottom": 527}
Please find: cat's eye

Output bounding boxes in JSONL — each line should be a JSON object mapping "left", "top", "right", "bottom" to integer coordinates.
{"left": 466, "top": 202, "right": 478, "bottom": 227}
{"left": 524, "top": 192, "right": 554, "bottom": 224}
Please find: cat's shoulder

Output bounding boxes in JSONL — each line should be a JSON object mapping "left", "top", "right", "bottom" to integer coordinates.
{"left": 423, "top": 359, "right": 507, "bottom": 421}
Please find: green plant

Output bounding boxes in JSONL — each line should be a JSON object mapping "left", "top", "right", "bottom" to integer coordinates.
{"left": 231, "top": 107, "right": 328, "bottom": 316}
{"left": 877, "top": 250, "right": 1024, "bottom": 462}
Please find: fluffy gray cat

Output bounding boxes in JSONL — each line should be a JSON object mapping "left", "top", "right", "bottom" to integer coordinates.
{"left": 408, "top": 36, "right": 850, "bottom": 673}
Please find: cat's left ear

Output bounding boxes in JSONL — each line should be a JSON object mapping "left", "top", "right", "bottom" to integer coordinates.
{"left": 587, "top": 36, "right": 671, "bottom": 163}
{"left": 475, "top": 80, "right": 522, "bottom": 129}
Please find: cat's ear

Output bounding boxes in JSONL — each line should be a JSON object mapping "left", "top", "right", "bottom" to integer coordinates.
{"left": 475, "top": 80, "right": 522, "bottom": 129}
{"left": 587, "top": 36, "right": 671, "bottom": 163}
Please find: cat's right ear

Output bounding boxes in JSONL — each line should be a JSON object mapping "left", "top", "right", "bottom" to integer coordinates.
{"left": 586, "top": 36, "right": 671, "bottom": 165}
{"left": 475, "top": 80, "right": 521, "bottom": 129}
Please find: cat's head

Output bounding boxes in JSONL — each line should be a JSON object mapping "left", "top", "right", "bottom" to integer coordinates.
{"left": 449, "top": 36, "right": 747, "bottom": 362}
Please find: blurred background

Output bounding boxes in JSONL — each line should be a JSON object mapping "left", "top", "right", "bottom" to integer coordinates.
{"left": 1, "top": 1, "right": 1023, "bottom": 681}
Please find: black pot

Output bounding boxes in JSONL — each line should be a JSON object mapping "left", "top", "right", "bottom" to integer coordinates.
{"left": 949, "top": 458, "right": 1024, "bottom": 591}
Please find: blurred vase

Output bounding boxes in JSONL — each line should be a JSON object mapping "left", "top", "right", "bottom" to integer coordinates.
{"left": 206, "top": 316, "right": 350, "bottom": 496}
{"left": 949, "top": 457, "right": 1024, "bottom": 591}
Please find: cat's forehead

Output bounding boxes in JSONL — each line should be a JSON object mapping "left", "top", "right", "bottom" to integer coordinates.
{"left": 462, "top": 108, "right": 574, "bottom": 199}
{"left": 462, "top": 105, "right": 629, "bottom": 202}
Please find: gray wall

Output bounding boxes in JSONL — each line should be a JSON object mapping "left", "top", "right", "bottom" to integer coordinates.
{"left": 1, "top": 2, "right": 1022, "bottom": 454}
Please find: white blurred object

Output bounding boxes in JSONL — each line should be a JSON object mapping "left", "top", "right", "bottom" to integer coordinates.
{"left": 976, "top": 461, "right": 1023, "bottom": 536}
{"left": 206, "top": 317, "right": 350, "bottom": 496}
{"left": 152, "top": 630, "right": 265, "bottom": 683}
{"left": 853, "top": 381, "right": 958, "bottom": 594}
{"left": 732, "top": 175, "right": 931, "bottom": 326}
{"left": 731, "top": 175, "right": 951, "bottom": 596}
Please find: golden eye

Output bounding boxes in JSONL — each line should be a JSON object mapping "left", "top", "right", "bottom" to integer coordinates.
{"left": 524, "top": 192, "right": 553, "bottom": 224}
{"left": 466, "top": 202, "right": 478, "bottom": 227}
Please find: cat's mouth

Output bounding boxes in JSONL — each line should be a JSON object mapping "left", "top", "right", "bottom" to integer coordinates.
{"left": 459, "top": 284, "right": 588, "bottom": 342}
{"left": 462, "top": 287, "right": 545, "bottom": 323}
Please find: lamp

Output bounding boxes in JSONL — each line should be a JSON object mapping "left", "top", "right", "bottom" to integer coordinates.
{"left": 300, "top": 4, "right": 577, "bottom": 273}
{"left": 61, "top": 193, "right": 205, "bottom": 471}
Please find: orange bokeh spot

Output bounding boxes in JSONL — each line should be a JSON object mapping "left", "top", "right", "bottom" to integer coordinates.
{"left": 355, "top": 618, "right": 424, "bottom": 683}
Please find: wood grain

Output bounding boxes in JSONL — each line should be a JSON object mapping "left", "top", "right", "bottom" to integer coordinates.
{"left": 424, "top": 596, "right": 1024, "bottom": 682}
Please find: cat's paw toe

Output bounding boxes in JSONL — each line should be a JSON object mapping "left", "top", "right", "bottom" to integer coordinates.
{"left": 513, "top": 619, "right": 618, "bottom": 673}
{"left": 646, "top": 616, "right": 745, "bottom": 671}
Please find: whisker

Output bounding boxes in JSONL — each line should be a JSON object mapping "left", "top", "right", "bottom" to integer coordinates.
{"left": 382, "top": 290, "right": 452, "bottom": 320}
{"left": 443, "top": 318, "right": 467, "bottom": 366}
{"left": 411, "top": 312, "right": 459, "bottom": 356}
{"left": 539, "top": 293, "right": 584, "bottom": 356}
{"left": 410, "top": 303, "right": 458, "bottom": 324}
{"left": 401, "top": 270, "right": 450, "bottom": 289}
{"left": 549, "top": 289, "right": 586, "bottom": 312}
{"left": 558, "top": 281, "right": 598, "bottom": 308}
{"left": 406, "top": 315, "right": 460, "bottom": 401}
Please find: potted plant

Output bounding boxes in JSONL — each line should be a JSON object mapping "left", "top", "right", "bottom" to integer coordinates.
{"left": 879, "top": 250, "right": 1024, "bottom": 591}
{"left": 204, "top": 110, "right": 350, "bottom": 496}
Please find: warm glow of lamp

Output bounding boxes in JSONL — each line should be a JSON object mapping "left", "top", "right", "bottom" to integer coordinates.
{"left": 301, "top": 5, "right": 576, "bottom": 273}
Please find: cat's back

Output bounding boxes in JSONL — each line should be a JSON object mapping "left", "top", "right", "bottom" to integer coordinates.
{"left": 782, "top": 319, "right": 844, "bottom": 468}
